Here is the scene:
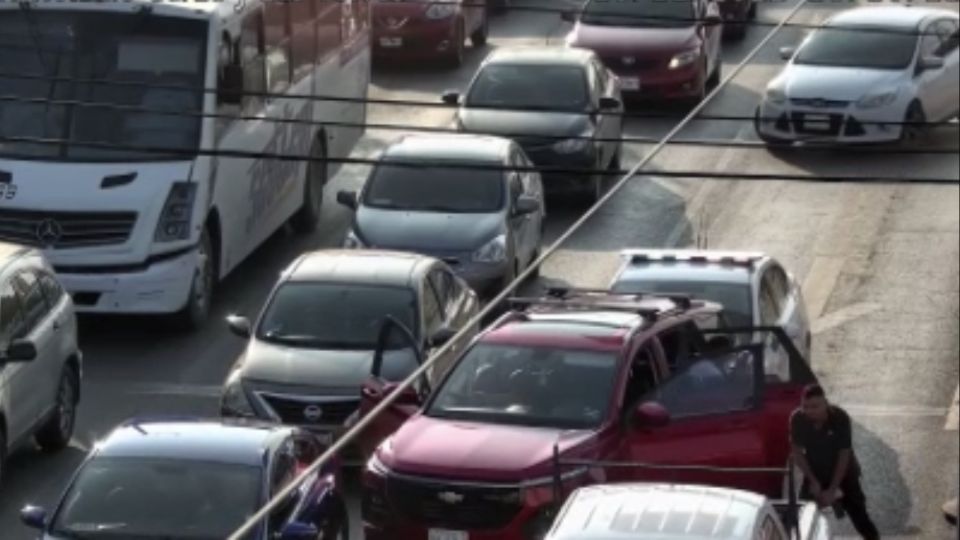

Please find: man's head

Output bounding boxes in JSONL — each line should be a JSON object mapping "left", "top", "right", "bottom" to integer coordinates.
{"left": 801, "top": 384, "right": 829, "bottom": 423}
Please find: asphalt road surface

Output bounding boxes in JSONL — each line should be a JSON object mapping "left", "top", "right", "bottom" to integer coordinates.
{"left": 1, "top": 0, "right": 958, "bottom": 538}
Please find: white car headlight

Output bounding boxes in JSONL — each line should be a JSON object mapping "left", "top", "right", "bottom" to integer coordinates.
{"left": 472, "top": 234, "right": 507, "bottom": 263}
{"left": 668, "top": 49, "right": 700, "bottom": 70}
{"left": 154, "top": 182, "right": 197, "bottom": 242}
{"left": 343, "top": 229, "right": 366, "bottom": 249}
{"left": 425, "top": 3, "right": 457, "bottom": 19}
{"left": 764, "top": 87, "right": 787, "bottom": 105}
{"left": 553, "top": 136, "right": 591, "bottom": 154}
{"left": 220, "top": 376, "right": 256, "bottom": 417}
{"left": 856, "top": 89, "right": 898, "bottom": 109}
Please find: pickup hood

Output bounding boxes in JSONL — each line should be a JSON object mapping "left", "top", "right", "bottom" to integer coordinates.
{"left": 774, "top": 65, "right": 906, "bottom": 102}
{"left": 567, "top": 22, "right": 699, "bottom": 55}
{"left": 355, "top": 207, "right": 504, "bottom": 252}
{"left": 381, "top": 416, "right": 595, "bottom": 482}
{"left": 458, "top": 109, "right": 590, "bottom": 138}
{"left": 239, "top": 339, "right": 419, "bottom": 391}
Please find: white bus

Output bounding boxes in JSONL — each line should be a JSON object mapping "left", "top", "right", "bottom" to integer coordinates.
{"left": 0, "top": 0, "right": 371, "bottom": 329}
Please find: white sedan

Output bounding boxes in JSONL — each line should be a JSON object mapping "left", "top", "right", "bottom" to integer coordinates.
{"left": 755, "top": 6, "right": 959, "bottom": 145}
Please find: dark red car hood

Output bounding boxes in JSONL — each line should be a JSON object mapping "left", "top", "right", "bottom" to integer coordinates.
{"left": 379, "top": 416, "right": 595, "bottom": 482}
{"left": 566, "top": 22, "right": 700, "bottom": 56}
{"left": 371, "top": 0, "right": 435, "bottom": 18}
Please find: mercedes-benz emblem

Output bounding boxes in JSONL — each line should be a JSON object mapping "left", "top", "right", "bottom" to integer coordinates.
{"left": 303, "top": 405, "right": 323, "bottom": 422}
{"left": 35, "top": 218, "right": 63, "bottom": 245}
{"left": 437, "top": 491, "right": 464, "bottom": 504}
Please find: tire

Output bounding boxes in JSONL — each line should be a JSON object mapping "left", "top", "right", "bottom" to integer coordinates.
{"left": 171, "top": 227, "right": 215, "bottom": 331}
{"left": 900, "top": 101, "right": 927, "bottom": 145}
{"left": 290, "top": 136, "right": 328, "bottom": 234}
{"left": 35, "top": 365, "right": 79, "bottom": 451}
{"left": 447, "top": 19, "right": 465, "bottom": 68}
{"left": 707, "top": 59, "right": 721, "bottom": 90}
{"left": 470, "top": 10, "right": 489, "bottom": 47}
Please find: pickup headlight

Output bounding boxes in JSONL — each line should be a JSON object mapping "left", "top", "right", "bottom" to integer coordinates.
{"left": 154, "top": 182, "right": 197, "bottom": 242}
{"left": 425, "top": 3, "right": 457, "bottom": 19}
{"left": 343, "top": 229, "right": 366, "bottom": 249}
{"left": 857, "top": 89, "right": 898, "bottom": 109}
{"left": 472, "top": 234, "right": 507, "bottom": 263}
{"left": 764, "top": 87, "right": 787, "bottom": 105}
{"left": 668, "top": 49, "right": 700, "bottom": 70}
{"left": 553, "top": 136, "right": 591, "bottom": 154}
{"left": 220, "top": 376, "right": 256, "bottom": 418}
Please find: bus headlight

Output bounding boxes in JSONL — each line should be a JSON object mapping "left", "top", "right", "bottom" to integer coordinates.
{"left": 155, "top": 182, "right": 197, "bottom": 242}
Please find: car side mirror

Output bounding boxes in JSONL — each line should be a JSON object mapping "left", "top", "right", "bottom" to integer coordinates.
{"left": 225, "top": 314, "right": 252, "bottom": 339}
{"left": 632, "top": 401, "right": 671, "bottom": 430}
{"left": 779, "top": 46, "right": 796, "bottom": 61}
{"left": 5, "top": 339, "right": 37, "bottom": 362}
{"left": 279, "top": 521, "right": 320, "bottom": 540}
{"left": 19, "top": 505, "right": 47, "bottom": 530}
{"left": 381, "top": 381, "right": 423, "bottom": 406}
{"left": 429, "top": 325, "right": 457, "bottom": 348}
{"left": 441, "top": 90, "right": 461, "bottom": 105}
{"left": 918, "top": 56, "right": 944, "bottom": 71}
{"left": 560, "top": 9, "right": 577, "bottom": 22}
{"left": 598, "top": 96, "right": 621, "bottom": 110}
{"left": 218, "top": 63, "right": 244, "bottom": 105}
{"left": 513, "top": 195, "right": 540, "bottom": 216}
{"left": 336, "top": 190, "right": 359, "bottom": 210}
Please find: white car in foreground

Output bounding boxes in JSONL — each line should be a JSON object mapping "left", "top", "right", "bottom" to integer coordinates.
{"left": 756, "top": 6, "right": 959, "bottom": 145}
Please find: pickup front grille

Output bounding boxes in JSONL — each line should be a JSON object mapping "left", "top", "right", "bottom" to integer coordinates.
{"left": 0, "top": 209, "right": 137, "bottom": 249}
{"left": 258, "top": 393, "right": 360, "bottom": 426}
{"left": 387, "top": 474, "right": 523, "bottom": 530}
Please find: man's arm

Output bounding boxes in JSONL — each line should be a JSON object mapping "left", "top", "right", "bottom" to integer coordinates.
{"left": 828, "top": 449, "right": 852, "bottom": 493}
{"left": 823, "top": 408, "right": 855, "bottom": 502}
{"left": 790, "top": 413, "right": 822, "bottom": 494}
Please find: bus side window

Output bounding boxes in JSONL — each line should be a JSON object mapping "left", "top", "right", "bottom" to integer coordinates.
{"left": 240, "top": 8, "right": 266, "bottom": 113}
{"left": 315, "top": 0, "right": 343, "bottom": 63}
{"left": 263, "top": 1, "right": 292, "bottom": 94}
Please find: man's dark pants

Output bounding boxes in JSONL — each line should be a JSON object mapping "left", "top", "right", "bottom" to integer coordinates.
{"left": 801, "top": 475, "right": 881, "bottom": 540}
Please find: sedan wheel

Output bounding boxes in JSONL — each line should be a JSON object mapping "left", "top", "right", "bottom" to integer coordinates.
{"left": 900, "top": 101, "right": 927, "bottom": 145}
{"left": 172, "top": 228, "right": 214, "bottom": 330}
{"left": 35, "top": 366, "right": 79, "bottom": 451}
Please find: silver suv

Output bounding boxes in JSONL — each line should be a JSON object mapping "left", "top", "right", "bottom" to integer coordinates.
{"left": 0, "top": 242, "right": 82, "bottom": 486}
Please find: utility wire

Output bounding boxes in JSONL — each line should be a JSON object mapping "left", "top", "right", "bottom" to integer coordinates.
{"left": 1, "top": 93, "right": 957, "bottom": 154}
{"left": 1, "top": 133, "right": 956, "bottom": 184}
{"left": 227, "top": 0, "right": 944, "bottom": 534}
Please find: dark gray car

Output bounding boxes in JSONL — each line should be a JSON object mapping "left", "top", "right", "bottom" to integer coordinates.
{"left": 336, "top": 134, "right": 546, "bottom": 298}
{"left": 441, "top": 46, "right": 624, "bottom": 201}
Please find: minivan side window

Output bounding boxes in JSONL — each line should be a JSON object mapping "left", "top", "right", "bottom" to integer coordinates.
{"left": 0, "top": 280, "right": 24, "bottom": 347}
{"left": 37, "top": 271, "right": 65, "bottom": 307}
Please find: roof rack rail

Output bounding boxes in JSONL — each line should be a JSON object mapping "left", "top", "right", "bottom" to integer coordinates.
{"left": 619, "top": 249, "right": 765, "bottom": 268}
{"left": 542, "top": 286, "right": 693, "bottom": 310}
{"left": 507, "top": 296, "right": 668, "bottom": 319}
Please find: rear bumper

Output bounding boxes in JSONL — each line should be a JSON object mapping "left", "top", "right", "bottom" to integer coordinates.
{"left": 612, "top": 63, "right": 705, "bottom": 101}
{"left": 372, "top": 20, "right": 460, "bottom": 59}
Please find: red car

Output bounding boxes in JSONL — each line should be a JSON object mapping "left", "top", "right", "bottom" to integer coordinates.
{"left": 562, "top": 0, "right": 724, "bottom": 104}
{"left": 371, "top": 0, "right": 489, "bottom": 67}
{"left": 358, "top": 289, "right": 817, "bottom": 540}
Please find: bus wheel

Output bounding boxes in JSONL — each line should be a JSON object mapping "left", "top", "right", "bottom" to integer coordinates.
{"left": 172, "top": 228, "right": 214, "bottom": 331}
{"left": 291, "top": 136, "right": 327, "bottom": 234}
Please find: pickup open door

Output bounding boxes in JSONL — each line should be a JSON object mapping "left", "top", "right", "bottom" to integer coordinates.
{"left": 355, "top": 317, "right": 430, "bottom": 460}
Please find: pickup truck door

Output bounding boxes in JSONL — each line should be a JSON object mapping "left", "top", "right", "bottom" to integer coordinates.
{"left": 621, "top": 342, "right": 774, "bottom": 496}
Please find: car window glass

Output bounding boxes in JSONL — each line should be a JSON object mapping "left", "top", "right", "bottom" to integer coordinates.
{"left": 920, "top": 29, "right": 942, "bottom": 58}
{"left": 429, "top": 269, "right": 455, "bottom": 314}
{"left": 268, "top": 444, "right": 299, "bottom": 533}
{"left": 0, "top": 280, "right": 24, "bottom": 346}
{"left": 364, "top": 159, "right": 506, "bottom": 213}
{"left": 466, "top": 64, "right": 589, "bottom": 111}
{"left": 759, "top": 275, "right": 781, "bottom": 324}
{"left": 592, "top": 61, "right": 607, "bottom": 94}
{"left": 935, "top": 20, "right": 959, "bottom": 55}
{"left": 13, "top": 270, "right": 50, "bottom": 333}
{"left": 643, "top": 347, "right": 758, "bottom": 419}
{"left": 757, "top": 515, "right": 786, "bottom": 540}
{"left": 422, "top": 281, "right": 443, "bottom": 333}
{"left": 508, "top": 174, "right": 523, "bottom": 204}
{"left": 622, "top": 341, "right": 661, "bottom": 415}
{"left": 38, "top": 271, "right": 65, "bottom": 306}
{"left": 766, "top": 265, "right": 790, "bottom": 304}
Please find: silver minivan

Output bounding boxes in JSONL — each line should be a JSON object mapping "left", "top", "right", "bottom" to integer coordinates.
{"left": 0, "top": 242, "right": 82, "bottom": 486}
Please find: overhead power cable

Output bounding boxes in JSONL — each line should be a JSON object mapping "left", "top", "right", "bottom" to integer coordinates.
{"left": 226, "top": 0, "right": 821, "bottom": 536}
{"left": 1, "top": 93, "right": 957, "bottom": 155}
{"left": 1, "top": 133, "right": 956, "bottom": 184}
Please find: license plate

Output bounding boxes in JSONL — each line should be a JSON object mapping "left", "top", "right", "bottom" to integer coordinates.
{"left": 803, "top": 114, "right": 831, "bottom": 131}
{"left": 379, "top": 36, "right": 402, "bottom": 48}
{"left": 620, "top": 77, "right": 640, "bottom": 91}
{"left": 429, "top": 530, "right": 468, "bottom": 540}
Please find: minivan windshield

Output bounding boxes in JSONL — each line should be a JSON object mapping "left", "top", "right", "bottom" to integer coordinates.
{"left": 51, "top": 457, "right": 261, "bottom": 540}
{"left": 257, "top": 283, "right": 418, "bottom": 350}
{"left": 794, "top": 26, "right": 919, "bottom": 69}
{"left": 364, "top": 159, "right": 505, "bottom": 213}
{"left": 580, "top": 0, "right": 695, "bottom": 28}
{"left": 427, "top": 343, "right": 619, "bottom": 430}
{"left": 0, "top": 11, "right": 207, "bottom": 162}
{"left": 466, "top": 64, "right": 589, "bottom": 111}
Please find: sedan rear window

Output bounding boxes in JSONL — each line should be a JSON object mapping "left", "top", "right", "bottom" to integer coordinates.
{"left": 257, "top": 283, "right": 418, "bottom": 349}
{"left": 51, "top": 457, "right": 261, "bottom": 539}
{"left": 466, "top": 64, "right": 589, "bottom": 111}
{"left": 364, "top": 160, "right": 505, "bottom": 213}
{"left": 427, "top": 343, "right": 619, "bottom": 430}
{"left": 581, "top": 0, "right": 695, "bottom": 28}
{"left": 794, "top": 26, "right": 919, "bottom": 69}
{"left": 612, "top": 279, "right": 753, "bottom": 328}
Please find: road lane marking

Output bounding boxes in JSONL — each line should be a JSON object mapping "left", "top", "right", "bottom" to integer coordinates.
{"left": 844, "top": 403, "right": 950, "bottom": 418}
{"left": 946, "top": 386, "right": 959, "bottom": 431}
{"left": 811, "top": 301, "right": 881, "bottom": 335}
{"left": 802, "top": 256, "right": 846, "bottom": 321}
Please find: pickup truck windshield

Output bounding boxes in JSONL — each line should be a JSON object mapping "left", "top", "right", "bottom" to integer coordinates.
{"left": 427, "top": 343, "right": 619, "bottom": 430}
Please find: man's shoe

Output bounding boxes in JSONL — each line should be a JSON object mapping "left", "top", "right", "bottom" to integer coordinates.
{"left": 944, "top": 497, "right": 958, "bottom": 525}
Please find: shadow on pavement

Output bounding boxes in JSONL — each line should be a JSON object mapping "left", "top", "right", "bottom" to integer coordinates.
{"left": 851, "top": 419, "right": 921, "bottom": 537}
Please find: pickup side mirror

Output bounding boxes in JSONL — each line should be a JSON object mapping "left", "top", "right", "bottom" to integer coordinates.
{"left": 598, "top": 96, "right": 621, "bottom": 110}
{"left": 441, "top": 90, "right": 461, "bottom": 105}
{"left": 218, "top": 64, "right": 244, "bottom": 105}
{"left": 560, "top": 9, "right": 577, "bottom": 22}
{"left": 513, "top": 195, "right": 540, "bottom": 216}
{"left": 632, "top": 401, "right": 671, "bottom": 430}
{"left": 918, "top": 56, "right": 945, "bottom": 72}
{"left": 278, "top": 521, "right": 320, "bottom": 540}
{"left": 225, "top": 314, "right": 252, "bottom": 339}
{"left": 5, "top": 339, "right": 37, "bottom": 362}
{"left": 19, "top": 505, "right": 47, "bottom": 530}
{"left": 429, "top": 325, "right": 457, "bottom": 348}
{"left": 336, "top": 189, "right": 359, "bottom": 210}
{"left": 779, "top": 46, "right": 796, "bottom": 61}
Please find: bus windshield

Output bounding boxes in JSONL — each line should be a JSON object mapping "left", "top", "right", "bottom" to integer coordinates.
{"left": 0, "top": 10, "right": 207, "bottom": 162}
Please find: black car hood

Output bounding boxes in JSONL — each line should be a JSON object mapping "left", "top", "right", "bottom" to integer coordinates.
{"left": 458, "top": 109, "right": 592, "bottom": 139}
{"left": 355, "top": 207, "right": 505, "bottom": 251}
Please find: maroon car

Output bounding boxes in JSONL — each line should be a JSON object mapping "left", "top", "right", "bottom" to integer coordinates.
{"left": 563, "top": 0, "right": 724, "bottom": 104}
{"left": 718, "top": 0, "right": 758, "bottom": 39}
{"left": 371, "top": 0, "right": 488, "bottom": 67}
{"left": 358, "top": 289, "right": 817, "bottom": 540}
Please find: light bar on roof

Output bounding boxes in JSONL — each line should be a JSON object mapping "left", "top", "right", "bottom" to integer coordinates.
{"left": 619, "top": 249, "right": 765, "bottom": 267}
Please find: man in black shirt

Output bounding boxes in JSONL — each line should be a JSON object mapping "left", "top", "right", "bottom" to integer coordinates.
{"left": 791, "top": 384, "right": 880, "bottom": 540}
